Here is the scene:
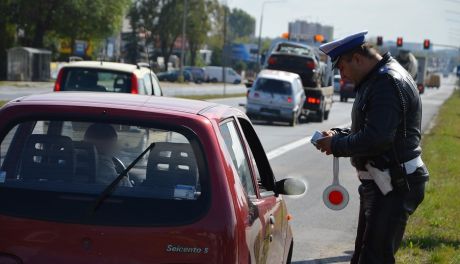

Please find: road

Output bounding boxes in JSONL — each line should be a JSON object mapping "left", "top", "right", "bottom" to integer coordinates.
{"left": 210, "top": 75, "right": 457, "bottom": 263}
{"left": 0, "top": 76, "right": 456, "bottom": 263}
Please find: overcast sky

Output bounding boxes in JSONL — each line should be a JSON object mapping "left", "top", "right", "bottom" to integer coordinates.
{"left": 227, "top": 0, "right": 460, "bottom": 47}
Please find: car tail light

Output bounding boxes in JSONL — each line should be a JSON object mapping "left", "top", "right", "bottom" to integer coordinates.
{"left": 54, "top": 69, "right": 64, "bottom": 91}
{"left": 306, "top": 60, "right": 316, "bottom": 69}
{"left": 339, "top": 79, "right": 344, "bottom": 87}
{"left": 130, "top": 74, "right": 138, "bottom": 94}
{"left": 268, "top": 57, "right": 277, "bottom": 65}
{"left": 0, "top": 254, "right": 22, "bottom": 264}
{"left": 307, "top": 97, "right": 320, "bottom": 104}
{"left": 287, "top": 97, "right": 293, "bottom": 103}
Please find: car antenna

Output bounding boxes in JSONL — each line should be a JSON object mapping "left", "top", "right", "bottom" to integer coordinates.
{"left": 144, "top": 29, "right": 156, "bottom": 95}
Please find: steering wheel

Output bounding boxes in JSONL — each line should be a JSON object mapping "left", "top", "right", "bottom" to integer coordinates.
{"left": 112, "top": 157, "right": 134, "bottom": 186}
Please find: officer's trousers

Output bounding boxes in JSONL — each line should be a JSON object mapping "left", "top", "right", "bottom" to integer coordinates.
{"left": 350, "top": 178, "right": 426, "bottom": 264}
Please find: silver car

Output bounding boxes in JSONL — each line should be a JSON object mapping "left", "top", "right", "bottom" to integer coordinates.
{"left": 246, "top": 70, "right": 306, "bottom": 126}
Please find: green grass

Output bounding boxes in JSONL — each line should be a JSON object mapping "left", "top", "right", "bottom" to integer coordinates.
{"left": 396, "top": 88, "right": 460, "bottom": 263}
{"left": 0, "top": 101, "right": 6, "bottom": 107}
{"left": 175, "top": 93, "right": 246, "bottom": 101}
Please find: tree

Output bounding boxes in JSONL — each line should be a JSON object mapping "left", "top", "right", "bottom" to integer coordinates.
{"left": 13, "top": 0, "right": 129, "bottom": 52}
{"left": 0, "top": 0, "right": 16, "bottom": 79}
{"left": 228, "top": 8, "right": 255, "bottom": 41}
{"left": 186, "top": 0, "right": 212, "bottom": 66}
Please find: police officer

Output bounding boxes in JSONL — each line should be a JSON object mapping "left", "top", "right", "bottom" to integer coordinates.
{"left": 315, "top": 31, "right": 429, "bottom": 264}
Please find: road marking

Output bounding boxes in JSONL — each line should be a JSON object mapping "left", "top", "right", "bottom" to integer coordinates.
{"left": 267, "top": 122, "right": 351, "bottom": 160}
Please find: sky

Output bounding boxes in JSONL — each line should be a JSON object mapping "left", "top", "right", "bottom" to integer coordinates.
{"left": 227, "top": 0, "right": 460, "bottom": 48}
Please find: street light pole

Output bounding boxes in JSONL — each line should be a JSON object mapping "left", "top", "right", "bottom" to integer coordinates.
{"left": 256, "top": 0, "right": 285, "bottom": 72}
{"left": 179, "top": 0, "right": 188, "bottom": 81}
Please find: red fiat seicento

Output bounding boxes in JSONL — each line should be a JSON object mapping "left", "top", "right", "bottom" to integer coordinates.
{"left": 0, "top": 92, "right": 305, "bottom": 264}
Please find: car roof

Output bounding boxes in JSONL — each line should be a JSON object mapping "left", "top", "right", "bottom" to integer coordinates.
{"left": 62, "top": 61, "right": 150, "bottom": 75}
{"left": 257, "top": 69, "right": 300, "bottom": 82}
{"left": 5, "top": 92, "right": 240, "bottom": 121}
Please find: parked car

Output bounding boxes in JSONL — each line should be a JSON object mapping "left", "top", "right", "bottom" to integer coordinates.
{"left": 333, "top": 74, "right": 341, "bottom": 94}
{"left": 54, "top": 61, "right": 163, "bottom": 96}
{"left": 0, "top": 92, "right": 305, "bottom": 264}
{"left": 246, "top": 69, "right": 306, "bottom": 126}
{"left": 264, "top": 41, "right": 322, "bottom": 88}
{"left": 184, "top": 66, "right": 206, "bottom": 83}
{"left": 204, "top": 66, "right": 242, "bottom": 84}
{"left": 157, "top": 69, "right": 193, "bottom": 82}
{"left": 339, "top": 78, "right": 356, "bottom": 102}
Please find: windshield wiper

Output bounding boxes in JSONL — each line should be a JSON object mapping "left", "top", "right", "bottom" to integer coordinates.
{"left": 88, "top": 142, "right": 155, "bottom": 215}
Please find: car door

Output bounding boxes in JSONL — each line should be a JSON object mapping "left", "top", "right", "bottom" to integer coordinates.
{"left": 219, "top": 119, "right": 272, "bottom": 263}
{"left": 235, "top": 117, "right": 287, "bottom": 264}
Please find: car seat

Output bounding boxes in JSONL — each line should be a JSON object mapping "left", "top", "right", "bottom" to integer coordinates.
{"left": 73, "top": 141, "right": 98, "bottom": 184}
{"left": 78, "top": 72, "right": 106, "bottom": 92}
{"left": 20, "top": 134, "right": 75, "bottom": 182}
{"left": 143, "top": 142, "right": 199, "bottom": 196}
{"left": 113, "top": 76, "right": 130, "bottom": 93}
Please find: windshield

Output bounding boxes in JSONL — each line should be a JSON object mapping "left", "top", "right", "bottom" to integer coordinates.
{"left": 60, "top": 68, "right": 132, "bottom": 93}
{"left": 0, "top": 120, "right": 208, "bottom": 226}
{"left": 254, "top": 78, "right": 292, "bottom": 95}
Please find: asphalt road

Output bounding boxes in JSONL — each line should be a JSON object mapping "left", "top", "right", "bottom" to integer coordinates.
{"left": 210, "top": 75, "right": 457, "bottom": 263}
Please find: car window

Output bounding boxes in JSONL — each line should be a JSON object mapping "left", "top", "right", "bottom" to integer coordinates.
{"left": 237, "top": 118, "right": 276, "bottom": 196}
{"left": 219, "top": 120, "right": 256, "bottom": 196}
{"left": 254, "top": 78, "right": 292, "bottom": 95}
{"left": 151, "top": 74, "right": 162, "bottom": 96}
{"left": 0, "top": 120, "right": 209, "bottom": 226}
{"left": 142, "top": 74, "right": 152, "bottom": 95}
{"left": 61, "top": 68, "right": 132, "bottom": 93}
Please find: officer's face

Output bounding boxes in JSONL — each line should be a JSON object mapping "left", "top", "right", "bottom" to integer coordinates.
{"left": 337, "top": 54, "right": 363, "bottom": 84}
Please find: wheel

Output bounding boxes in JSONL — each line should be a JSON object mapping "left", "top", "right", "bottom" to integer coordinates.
{"left": 289, "top": 112, "right": 297, "bottom": 127}
{"left": 112, "top": 157, "right": 134, "bottom": 186}
{"left": 340, "top": 95, "right": 344, "bottom": 102}
{"left": 344, "top": 97, "right": 348, "bottom": 102}
{"left": 324, "top": 110, "right": 330, "bottom": 120}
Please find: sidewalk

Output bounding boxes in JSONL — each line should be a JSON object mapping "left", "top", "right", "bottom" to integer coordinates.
{"left": 0, "top": 81, "right": 247, "bottom": 101}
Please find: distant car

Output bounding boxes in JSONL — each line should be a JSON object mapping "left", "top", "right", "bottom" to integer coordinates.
{"left": 157, "top": 69, "right": 193, "bottom": 82}
{"left": 0, "top": 92, "right": 305, "bottom": 263}
{"left": 246, "top": 69, "right": 306, "bottom": 126}
{"left": 204, "top": 66, "right": 241, "bottom": 84}
{"left": 425, "top": 74, "right": 441, "bottom": 89}
{"left": 264, "top": 41, "right": 322, "bottom": 88}
{"left": 54, "top": 61, "right": 163, "bottom": 96}
{"left": 184, "top": 66, "right": 206, "bottom": 83}
{"left": 340, "top": 79, "right": 356, "bottom": 102}
{"left": 333, "top": 75, "right": 341, "bottom": 94}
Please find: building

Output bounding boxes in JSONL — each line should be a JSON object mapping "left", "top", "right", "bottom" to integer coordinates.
{"left": 288, "top": 20, "right": 334, "bottom": 43}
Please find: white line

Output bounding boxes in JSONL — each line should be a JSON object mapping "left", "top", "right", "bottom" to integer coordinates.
{"left": 267, "top": 122, "right": 351, "bottom": 160}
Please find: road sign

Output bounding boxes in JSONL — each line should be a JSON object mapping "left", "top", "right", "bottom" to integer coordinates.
{"left": 323, "top": 157, "right": 349, "bottom": 210}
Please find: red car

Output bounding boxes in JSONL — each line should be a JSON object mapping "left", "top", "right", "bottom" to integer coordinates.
{"left": 0, "top": 92, "right": 304, "bottom": 263}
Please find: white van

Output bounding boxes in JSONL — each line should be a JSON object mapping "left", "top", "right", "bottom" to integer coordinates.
{"left": 204, "top": 66, "right": 241, "bottom": 84}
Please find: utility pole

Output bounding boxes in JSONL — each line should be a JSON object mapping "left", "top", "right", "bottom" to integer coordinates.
{"left": 222, "top": 2, "right": 228, "bottom": 95}
{"left": 179, "top": 0, "right": 188, "bottom": 82}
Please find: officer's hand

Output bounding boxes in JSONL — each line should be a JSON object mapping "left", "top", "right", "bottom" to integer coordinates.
{"left": 321, "top": 130, "right": 335, "bottom": 137}
{"left": 316, "top": 136, "right": 333, "bottom": 155}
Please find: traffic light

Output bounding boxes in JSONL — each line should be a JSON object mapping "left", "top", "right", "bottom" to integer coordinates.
{"left": 423, "top": 39, "right": 430, "bottom": 49}
{"left": 377, "top": 36, "right": 383, "bottom": 46}
{"left": 396, "top": 37, "right": 403, "bottom": 47}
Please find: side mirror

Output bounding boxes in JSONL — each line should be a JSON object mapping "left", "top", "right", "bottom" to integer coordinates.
{"left": 275, "top": 178, "right": 307, "bottom": 196}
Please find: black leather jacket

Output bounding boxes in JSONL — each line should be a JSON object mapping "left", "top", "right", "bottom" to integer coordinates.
{"left": 331, "top": 53, "right": 427, "bottom": 180}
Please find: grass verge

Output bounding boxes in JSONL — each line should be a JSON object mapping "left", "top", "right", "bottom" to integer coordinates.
{"left": 396, "top": 88, "right": 460, "bottom": 263}
{"left": 0, "top": 101, "right": 6, "bottom": 107}
{"left": 175, "top": 93, "right": 246, "bottom": 101}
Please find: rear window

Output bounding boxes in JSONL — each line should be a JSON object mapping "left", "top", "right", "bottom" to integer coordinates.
{"left": 60, "top": 67, "right": 132, "bottom": 93}
{"left": 0, "top": 120, "right": 209, "bottom": 226}
{"left": 254, "top": 78, "right": 292, "bottom": 95}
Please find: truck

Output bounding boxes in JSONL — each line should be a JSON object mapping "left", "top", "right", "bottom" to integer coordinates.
{"left": 263, "top": 41, "right": 334, "bottom": 122}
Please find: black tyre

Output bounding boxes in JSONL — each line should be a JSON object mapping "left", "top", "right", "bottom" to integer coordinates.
{"left": 324, "top": 110, "right": 330, "bottom": 120}
{"left": 289, "top": 112, "right": 297, "bottom": 127}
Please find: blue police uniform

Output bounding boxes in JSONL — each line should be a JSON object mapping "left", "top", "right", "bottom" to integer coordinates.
{"left": 319, "top": 31, "right": 428, "bottom": 264}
